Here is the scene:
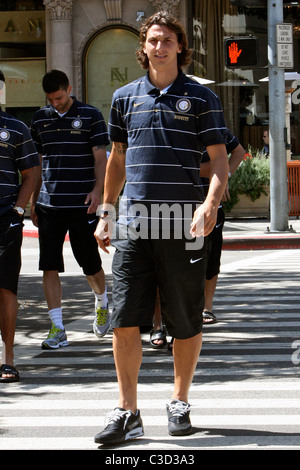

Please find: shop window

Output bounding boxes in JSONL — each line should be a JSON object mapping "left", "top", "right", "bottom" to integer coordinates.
{"left": 83, "top": 27, "right": 141, "bottom": 129}
{"left": 6, "top": 106, "right": 40, "bottom": 126}
{"left": 0, "top": 59, "right": 46, "bottom": 114}
{"left": 0, "top": 1, "right": 44, "bottom": 10}
{"left": 192, "top": 0, "right": 300, "bottom": 158}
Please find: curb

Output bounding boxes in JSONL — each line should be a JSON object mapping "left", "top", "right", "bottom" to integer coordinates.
{"left": 23, "top": 229, "right": 70, "bottom": 241}
{"left": 223, "top": 234, "right": 300, "bottom": 250}
{"left": 23, "top": 228, "right": 300, "bottom": 250}
{"left": 23, "top": 230, "right": 38, "bottom": 238}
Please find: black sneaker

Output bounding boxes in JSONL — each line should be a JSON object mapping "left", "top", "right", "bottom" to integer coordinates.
{"left": 94, "top": 407, "right": 144, "bottom": 445}
{"left": 166, "top": 399, "right": 192, "bottom": 436}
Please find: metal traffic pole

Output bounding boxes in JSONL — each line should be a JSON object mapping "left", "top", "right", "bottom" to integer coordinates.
{"left": 268, "top": 0, "right": 289, "bottom": 232}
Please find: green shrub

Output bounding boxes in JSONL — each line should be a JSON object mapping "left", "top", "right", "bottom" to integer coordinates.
{"left": 223, "top": 148, "right": 270, "bottom": 213}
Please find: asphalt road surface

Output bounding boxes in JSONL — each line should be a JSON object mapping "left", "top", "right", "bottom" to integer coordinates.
{"left": 1, "top": 236, "right": 300, "bottom": 452}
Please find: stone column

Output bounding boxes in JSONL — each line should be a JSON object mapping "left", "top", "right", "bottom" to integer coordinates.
{"left": 104, "top": 0, "right": 123, "bottom": 22}
{"left": 43, "top": 0, "right": 74, "bottom": 86}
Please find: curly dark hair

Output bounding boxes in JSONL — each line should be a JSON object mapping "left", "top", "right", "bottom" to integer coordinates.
{"left": 136, "top": 11, "right": 193, "bottom": 70}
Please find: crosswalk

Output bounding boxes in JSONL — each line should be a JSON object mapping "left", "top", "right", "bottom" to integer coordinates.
{"left": 1, "top": 248, "right": 300, "bottom": 450}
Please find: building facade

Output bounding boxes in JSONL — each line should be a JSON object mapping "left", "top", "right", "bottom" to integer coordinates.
{"left": 0, "top": 0, "right": 299, "bottom": 156}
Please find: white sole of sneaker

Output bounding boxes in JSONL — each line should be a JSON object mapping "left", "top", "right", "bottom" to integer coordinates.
{"left": 93, "top": 321, "right": 111, "bottom": 338}
{"left": 95, "top": 426, "right": 144, "bottom": 445}
{"left": 125, "top": 426, "right": 144, "bottom": 441}
{"left": 41, "top": 340, "right": 69, "bottom": 350}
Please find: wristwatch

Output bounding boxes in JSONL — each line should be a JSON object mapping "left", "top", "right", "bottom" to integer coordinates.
{"left": 13, "top": 206, "right": 25, "bottom": 217}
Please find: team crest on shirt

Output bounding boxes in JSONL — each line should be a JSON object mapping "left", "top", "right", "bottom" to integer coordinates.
{"left": 0, "top": 130, "right": 10, "bottom": 141}
{"left": 175, "top": 98, "right": 191, "bottom": 113}
{"left": 71, "top": 119, "right": 82, "bottom": 129}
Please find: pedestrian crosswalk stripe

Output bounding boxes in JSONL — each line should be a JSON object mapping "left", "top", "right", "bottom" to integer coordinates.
{"left": 2, "top": 415, "right": 300, "bottom": 427}
{"left": 1, "top": 398, "right": 300, "bottom": 410}
{"left": 2, "top": 436, "right": 299, "bottom": 451}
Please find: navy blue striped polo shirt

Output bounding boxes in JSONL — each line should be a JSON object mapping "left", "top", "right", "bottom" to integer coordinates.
{"left": 109, "top": 70, "right": 227, "bottom": 227}
{"left": 30, "top": 98, "right": 109, "bottom": 209}
{"left": 0, "top": 108, "right": 40, "bottom": 216}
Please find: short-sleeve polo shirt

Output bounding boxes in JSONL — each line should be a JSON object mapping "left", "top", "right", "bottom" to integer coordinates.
{"left": 0, "top": 109, "right": 40, "bottom": 216}
{"left": 109, "top": 71, "right": 227, "bottom": 227}
{"left": 30, "top": 98, "right": 109, "bottom": 209}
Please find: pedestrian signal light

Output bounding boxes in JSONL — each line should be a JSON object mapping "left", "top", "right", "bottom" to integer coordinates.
{"left": 224, "top": 37, "right": 259, "bottom": 68}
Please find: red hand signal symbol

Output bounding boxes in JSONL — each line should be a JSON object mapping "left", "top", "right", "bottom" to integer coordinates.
{"left": 228, "top": 42, "right": 242, "bottom": 64}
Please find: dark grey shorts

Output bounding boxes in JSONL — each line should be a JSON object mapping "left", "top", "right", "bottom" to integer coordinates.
{"left": 0, "top": 210, "right": 23, "bottom": 294}
{"left": 206, "top": 207, "right": 225, "bottom": 280}
{"left": 36, "top": 205, "right": 102, "bottom": 275}
{"left": 111, "top": 228, "right": 210, "bottom": 339}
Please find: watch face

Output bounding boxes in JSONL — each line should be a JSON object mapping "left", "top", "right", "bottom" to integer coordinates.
{"left": 14, "top": 206, "right": 24, "bottom": 216}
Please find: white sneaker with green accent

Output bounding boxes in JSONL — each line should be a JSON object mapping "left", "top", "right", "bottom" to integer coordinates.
{"left": 93, "top": 304, "right": 111, "bottom": 337}
{"left": 41, "top": 324, "right": 69, "bottom": 349}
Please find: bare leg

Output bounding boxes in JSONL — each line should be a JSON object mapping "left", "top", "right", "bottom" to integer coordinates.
{"left": 113, "top": 326, "right": 142, "bottom": 413}
{"left": 86, "top": 268, "right": 106, "bottom": 295}
{"left": 43, "top": 270, "right": 62, "bottom": 310}
{"left": 153, "top": 293, "right": 162, "bottom": 330}
{"left": 172, "top": 332, "right": 202, "bottom": 403}
{"left": 0, "top": 288, "right": 18, "bottom": 376}
{"left": 203, "top": 275, "right": 218, "bottom": 323}
{"left": 43, "top": 268, "right": 106, "bottom": 309}
{"left": 151, "top": 291, "right": 165, "bottom": 346}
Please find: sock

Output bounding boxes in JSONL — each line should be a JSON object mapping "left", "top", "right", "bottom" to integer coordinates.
{"left": 49, "top": 308, "right": 64, "bottom": 330}
{"left": 94, "top": 286, "right": 108, "bottom": 309}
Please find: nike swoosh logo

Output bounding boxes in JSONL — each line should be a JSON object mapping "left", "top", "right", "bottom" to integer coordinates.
{"left": 215, "top": 223, "right": 223, "bottom": 229}
{"left": 88, "top": 219, "right": 97, "bottom": 224}
{"left": 44, "top": 123, "right": 51, "bottom": 127}
{"left": 133, "top": 101, "right": 145, "bottom": 107}
{"left": 190, "top": 257, "right": 203, "bottom": 264}
{"left": 10, "top": 223, "right": 21, "bottom": 228}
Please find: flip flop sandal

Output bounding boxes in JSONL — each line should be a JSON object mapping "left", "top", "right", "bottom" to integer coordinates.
{"left": 150, "top": 327, "right": 167, "bottom": 349}
{"left": 202, "top": 311, "right": 218, "bottom": 324}
{"left": 0, "top": 364, "right": 20, "bottom": 383}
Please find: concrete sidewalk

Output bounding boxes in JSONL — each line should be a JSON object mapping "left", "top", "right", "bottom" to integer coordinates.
{"left": 23, "top": 216, "right": 300, "bottom": 250}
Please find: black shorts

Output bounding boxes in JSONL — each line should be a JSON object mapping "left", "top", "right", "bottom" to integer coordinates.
{"left": 0, "top": 210, "right": 23, "bottom": 294}
{"left": 111, "top": 227, "right": 210, "bottom": 339}
{"left": 206, "top": 207, "right": 225, "bottom": 280}
{"left": 35, "top": 205, "right": 102, "bottom": 275}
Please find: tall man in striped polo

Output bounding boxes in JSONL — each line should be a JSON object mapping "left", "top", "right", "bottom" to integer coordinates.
{"left": 94, "top": 11, "right": 229, "bottom": 444}
{"left": 31, "top": 70, "right": 110, "bottom": 349}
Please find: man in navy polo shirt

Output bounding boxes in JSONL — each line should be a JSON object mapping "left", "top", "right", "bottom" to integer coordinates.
{"left": 30, "top": 70, "right": 110, "bottom": 349}
{"left": 94, "top": 11, "right": 229, "bottom": 444}
{"left": 0, "top": 70, "right": 40, "bottom": 382}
